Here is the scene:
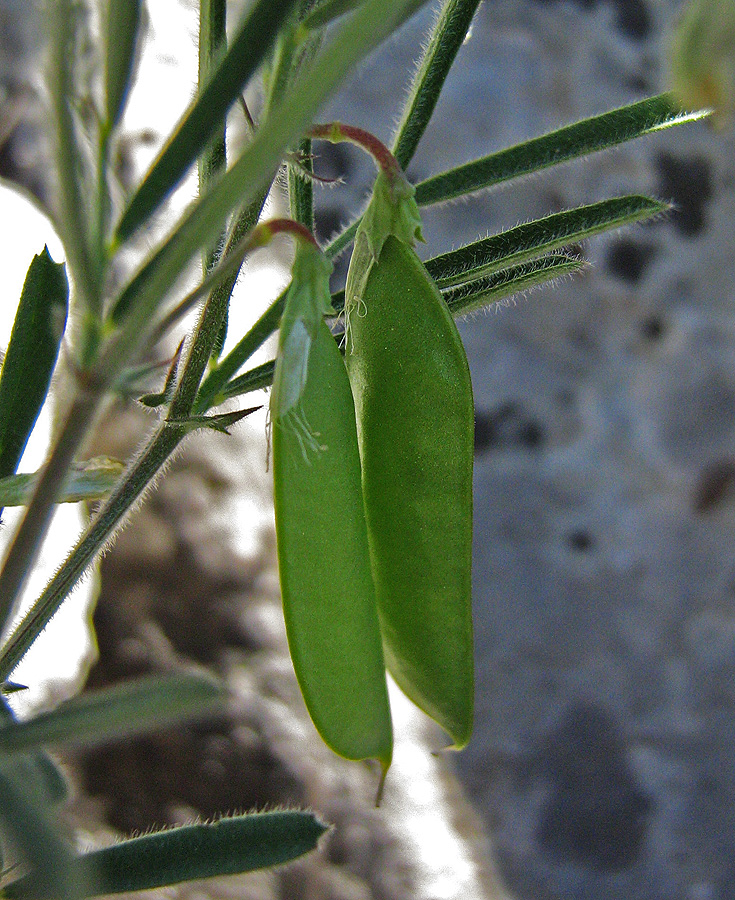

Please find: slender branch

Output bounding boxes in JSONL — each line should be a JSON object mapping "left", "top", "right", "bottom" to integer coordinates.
{"left": 309, "top": 122, "right": 405, "bottom": 186}
{"left": 392, "top": 0, "right": 482, "bottom": 170}
{"left": 0, "top": 423, "right": 185, "bottom": 681}
{"left": 0, "top": 388, "right": 101, "bottom": 638}
{"left": 46, "top": 0, "right": 100, "bottom": 319}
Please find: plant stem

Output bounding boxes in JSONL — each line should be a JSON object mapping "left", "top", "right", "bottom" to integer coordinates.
{"left": 0, "top": 422, "right": 185, "bottom": 682}
{"left": 107, "top": 0, "right": 432, "bottom": 342}
{"left": 392, "top": 0, "right": 482, "bottom": 170}
{"left": 46, "top": 0, "right": 100, "bottom": 321}
{"left": 169, "top": 194, "right": 270, "bottom": 418}
{"left": 309, "top": 122, "right": 405, "bottom": 186}
{"left": 289, "top": 137, "right": 315, "bottom": 230}
{"left": 0, "top": 388, "right": 100, "bottom": 639}
{"left": 199, "top": 0, "right": 228, "bottom": 275}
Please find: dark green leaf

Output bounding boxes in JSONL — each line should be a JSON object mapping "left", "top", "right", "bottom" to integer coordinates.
{"left": 221, "top": 360, "right": 276, "bottom": 401}
{"left": 114, "top": 0, "right": 300, "bottom": 243}
{"left": 0, "top": 248, "right": 68, "bottom": 485}
{"left": 426, "top": 195, "right": 668, "bottom": 287}
{"left": 169, "top": 406, "right": 261, "bottom": 434}
{"left": 414, "top": 94, "right": 708, "bottom": 206}
{"left": 0, "top": 674, "right": 226, "bottom": 755}
{"left": 444, "top": 254, "right": 586, "bottom": 316}
{"left": 105, "top": 0, "right": 143, "bottom": 129}
{"left": 5, "top": 811, "right": 328, "bottom": 898}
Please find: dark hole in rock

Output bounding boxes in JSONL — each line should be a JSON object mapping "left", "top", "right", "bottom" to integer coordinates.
{"left": 614, "top": 0, "right": 651, "bottom": 39}
{"left": 628, "top": 72, "right": 651, "bottom": 93}
{"left": 656, "top": 152, "right": 713, "bottom": 237}
{"left": 315, "top": 205, "right": 346, "bottom": 246}
{"left": 607, "top": 237, "right": 656, "bottom": 283}
{"left": 567, "top": 529, "right": 594, "bottom": 552}
{"left": 312, "top": 140, "right": 354, "bottom": 182}
{"left": 640, "top": 314, "right": 665, "bottom": 341}
{"left": 692, "top": 459, "right": 735, "bottom": 512}
{"left": 528, "top": 0, "right": 650, "bottom": 38}
{"left": 474, "top": 401, "right": 545, "bottom": 453}
{"left": 534, "top": 700, "right": 652, "bottom": 871}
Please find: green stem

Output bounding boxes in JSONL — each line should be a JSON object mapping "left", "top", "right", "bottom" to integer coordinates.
{"left": 199, "top": 0, "right": 228, "bottom": 275}
{"left": 0, "top": 423, "right": 185, "bottom": 682}
{"left": 289, "top": 137, "right": 315, "bottom": 230}
{"left": 46, "top": 0, "right": 100, "bottom": 321}
{"left": 168, "top": 193, "right": 270, "bottom": 418}
{"left": 309, "top": 122, "right": 405, "bottom": 186}
{"left": 392, "top": 0, "right": 482, "bottom": 170}
{"left": 0, "top": 388, "right": 101, "bottom": 640}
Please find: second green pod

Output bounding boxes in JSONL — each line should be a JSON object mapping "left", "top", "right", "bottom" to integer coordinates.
{"left": 346, "top": 234, "right": 474, "bottom": 748}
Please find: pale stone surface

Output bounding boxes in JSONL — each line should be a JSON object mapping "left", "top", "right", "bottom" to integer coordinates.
{"left": 318, "top": 3, "right": 735, "bottom": 899}
{"left": 318, "top": 1, "right": 735, "bottom": 897}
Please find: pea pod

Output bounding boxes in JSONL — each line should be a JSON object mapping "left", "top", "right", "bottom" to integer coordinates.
{"left": 271, "top": 240, "right": 392, "bottom": 771}
{"left": 345, "top": 172, "right": 474, "bottom": 748}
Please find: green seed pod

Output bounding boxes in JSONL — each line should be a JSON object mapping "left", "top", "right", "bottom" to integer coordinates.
{"left": 345, "top": 175, "right": 474, "bottom": 748}
{"left": 668, "top": 0, "right": 735, "bottom": 128}
{"left": 271, "top": 242, "right": 392, "bottom": 771}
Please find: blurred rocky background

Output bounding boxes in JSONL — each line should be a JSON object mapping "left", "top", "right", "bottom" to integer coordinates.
{"left": 2, "top": 1, "right": 735, "bottom": 899}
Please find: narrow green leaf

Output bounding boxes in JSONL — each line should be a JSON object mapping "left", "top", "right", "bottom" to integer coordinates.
{"left": 301, "top": 0, "right": 366, "bottom": 30}
{"left": 137, "top": 339, "right": 183, "bottom": 407}
{"left": 426, "top": 195, "right": 668, "bottom": 287}
{"left": 169, "top": 407, "right": 261, "bottom": 434}
{"left": 0, "top": 248, "right": 68, "bottom": 482}
{"left": 114, "top": 0, "right": 300, "bottom": 244}
{"left": 105, "top": 0, "right": 143, "bottom": 129}
{"left": 0, "top": 698, "right": 68, "bottom": 808}
{"left": 221, "top": 360, "right": 276, "bottom": 401}
{"left": 414, "top": 94, "right": 710, "bottom": 206}
{"left": 444, "top": 254, "right": 586, "bottom": 316}
{"left": 0, "top": 674, "right": 226, "bottom": 756}
{"left": 0, "top": 764, "right": 82, "bottom": 900}
{"left": 392, "top": 0, "right": 482, "bottom": 170}
{"left": 5, "top": 811, "right": 328, "bottom": 898}
{"left": 0, "top": 458, "right": 124, "bottom": 507}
